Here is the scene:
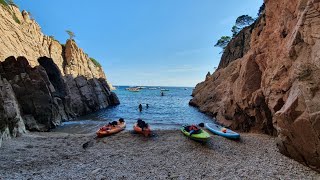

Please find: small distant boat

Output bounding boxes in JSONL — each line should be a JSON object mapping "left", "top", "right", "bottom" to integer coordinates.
{"left": 127, "top": 88, "right": 140, "bottom": 92}
{"left": 148, "top": 87, "right": 157, "bottom": 90}
{"left": 137, "top": 86, "right": 146, "bottom": 89}
{"left": 205, "top": 123, "right": 240, "bottom": 139}
{"left": 160, "top": 89, "right": 169, "bottom": 91}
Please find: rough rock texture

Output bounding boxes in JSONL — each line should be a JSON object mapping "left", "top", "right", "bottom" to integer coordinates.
{"left": 0, "top": 4, "right": 119, "bottom": 146}
{"left": 0, "top": 73, "right": 26, "bottom": 146}
{"left": 190, "top": 0, "right": 320, "bottom": 172}
{"left": 218, "top": 24, "right": 256, "bottom": 69}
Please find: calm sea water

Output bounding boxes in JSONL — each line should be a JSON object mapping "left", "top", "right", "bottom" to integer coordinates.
{"left": 53, "top": 86, "right": 214, "bottom": 134}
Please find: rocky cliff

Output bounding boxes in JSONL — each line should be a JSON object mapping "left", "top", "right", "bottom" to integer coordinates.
{"left": 190, "top": 0, "right": 320, "bottom": 172}
{"left": 0, "top": 4, "right": 119, "bottom": 146}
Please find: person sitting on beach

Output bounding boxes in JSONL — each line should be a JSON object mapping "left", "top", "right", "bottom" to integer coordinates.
{"left": 119, "top": 118, "right": 125, "bottom": 124}
{"left": 111, "top": 121, "right": 118, "bottom": 127}
{"left": 184, "top": 124, "right": 200, "bottom": 135}
{"left": 143, "top": 122, "right": 149, "bottom": 130}
{"left": 101, "top": 122, "right": 112, "bottom": 131}
{"left": 137, "top": 119, "right": 148, "bottom": 130}
{"left": 137, "top": 119, "right": 144, "bottom": 127}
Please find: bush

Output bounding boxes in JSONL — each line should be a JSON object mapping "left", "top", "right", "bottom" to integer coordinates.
{"left": 49, "top": 35, "right": 57, "bottom": 41}
{"left": 89, "top": 57, "right": 101, "bottom": 67}
{"left": 0, "top": 0, "right": 8, "bottom": 6}
{"left": 258, "top": 3, "right": 265, "bottom": 17}
{"left": 12, "top": 13, "right": 20, "bottom": 24}
{"left": 0, "top": 0, "right": 20, "bottom": 24}
{"left": 214, "top": 36, "right": 231, "bottom": 50}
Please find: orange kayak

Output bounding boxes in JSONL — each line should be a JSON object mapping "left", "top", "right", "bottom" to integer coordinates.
{"left": 133, "top": 123, "right": 151, "bottom": 137}
{"left": 96, "top": 121, "right": 126, "bottom": 138}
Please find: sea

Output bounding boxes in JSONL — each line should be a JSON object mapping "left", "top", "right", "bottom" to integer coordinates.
{"left": 53, "top": 86, "right": 214, "bottom": 134}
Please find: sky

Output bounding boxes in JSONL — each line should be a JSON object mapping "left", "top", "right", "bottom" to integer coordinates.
{"left": 15, "top": 0, "right": 263, "bottom": 87}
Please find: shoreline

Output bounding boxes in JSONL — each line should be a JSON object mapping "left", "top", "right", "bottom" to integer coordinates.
{"left": 0, "top": 130, "right": 319, "bottom": 179}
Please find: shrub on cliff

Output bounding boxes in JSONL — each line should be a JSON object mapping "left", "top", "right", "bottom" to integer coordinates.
{"left": 0, "top": 0, "right": 20, "bottom": 24}
{"left": 0, "top": 0, "right": 7, "bottom": 6}
{"left": 89, "top": 57, "right": 102, "bottom": 67}
{"left": 215, "top": 3, "right": 263, "bottom": 52}
{"left": 215, "top": 15, "right": 254, "bottom": 52}
{"left": 232, "top": 15, "right": 255, "bottom": 37}
{"left": 3, "top": 0, "right": 18, "bottom": 7}
{"left": 214, "top": 36, "right": 231, "bottom": 50}
{"left": 66, "top": 30, "right": 75, "bottom": 40}
{"left": 257, "top": 3, "right": 265, "bottom": 17}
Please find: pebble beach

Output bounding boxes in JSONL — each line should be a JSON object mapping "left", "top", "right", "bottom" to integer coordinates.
{"left": 0, "top": 130, "right": 319, "bottom": 180}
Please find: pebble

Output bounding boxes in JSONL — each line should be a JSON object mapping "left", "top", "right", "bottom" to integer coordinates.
{"left": 91, "top": 168, "right": 102, "bottom": 175}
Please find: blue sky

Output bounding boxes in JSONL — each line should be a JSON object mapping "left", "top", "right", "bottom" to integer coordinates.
{"left": 15, "top": 0, "right": 263, "bottom": 87}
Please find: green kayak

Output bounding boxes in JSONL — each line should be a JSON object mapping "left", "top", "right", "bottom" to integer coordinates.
{"left": 180, "top": 126, "right": 210, "bottom": 143}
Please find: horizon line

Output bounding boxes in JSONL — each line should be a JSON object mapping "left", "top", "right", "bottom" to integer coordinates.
{"left": 112, "top": 85, "right": 195, "bottom": 88}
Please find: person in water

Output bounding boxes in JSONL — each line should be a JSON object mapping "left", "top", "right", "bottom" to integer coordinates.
{"left": 139, "top": 104, "right": 142, "bottom": 112}
{"left": 161, "top": 92, "right": 164, "bottom": 96}
{"left": 146, "top": 104, "right": 149, "bottom": 109}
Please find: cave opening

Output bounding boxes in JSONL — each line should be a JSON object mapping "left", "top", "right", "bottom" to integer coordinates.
{"left": 38, "top": 57, "right": 67, "bottom": 98}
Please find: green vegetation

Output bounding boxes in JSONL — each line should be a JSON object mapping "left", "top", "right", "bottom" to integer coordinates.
{"left": 235, "top": 15, "right": 255, "bottom": 27}
{"left": 2, "top": 0, "right": 18, "bottom": 7}
{"left": 6, "top": 0, "right": 14, "bottom": 5}
{"left": 0, "top": 0, "right": 20, "bottom": 24}
{"left": 12, "top": 13, "right": 20, "bottom": 24}
{"left": 214, "top": 36, "right": 231, "bottom": 50}
{"left": 89, "top": 57, "right": 102, "bottom": 67}
{"left": 215, "top": 14, "right": 254, "bottom": 52}
{"left": 66, "top": 30, "right": 75, "bottom": 40}
{"left": 0, "top": 0, "right": 8, "bottom": 6}
{"left": 231, "top": 15, "right": 255, "bottom": 37}
{"left": 214, "top": 3, "right": 264, "bottom": 53}
{"left": 49, "top": 36, "right": 60, "bottom": 43}
{"left": 231, "top": 25, "right": 241, "bottom": 37}
{"left": 258, "top": 3, "right": 265, "bottom": 17}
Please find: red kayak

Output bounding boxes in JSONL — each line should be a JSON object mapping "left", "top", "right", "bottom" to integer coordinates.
{"left": 96, "top": 121, "right": 126, "bottom": 138}
{"left": 133, "top": 123, "right": 151, "bottom": 137}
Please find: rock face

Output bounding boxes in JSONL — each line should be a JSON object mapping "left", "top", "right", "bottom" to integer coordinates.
{"left": 190, "top": 0, "right": 320, "bottom": 172}
{"left": 0, "top": 4, "right": 119, "bottom": 146}
{"left": 218, "top": 23, "right": 256, "bottom": 69}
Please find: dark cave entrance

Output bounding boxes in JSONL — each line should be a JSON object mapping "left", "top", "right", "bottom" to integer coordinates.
{"left": 38, "top": 57, "right": 67, "bottom": 98}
